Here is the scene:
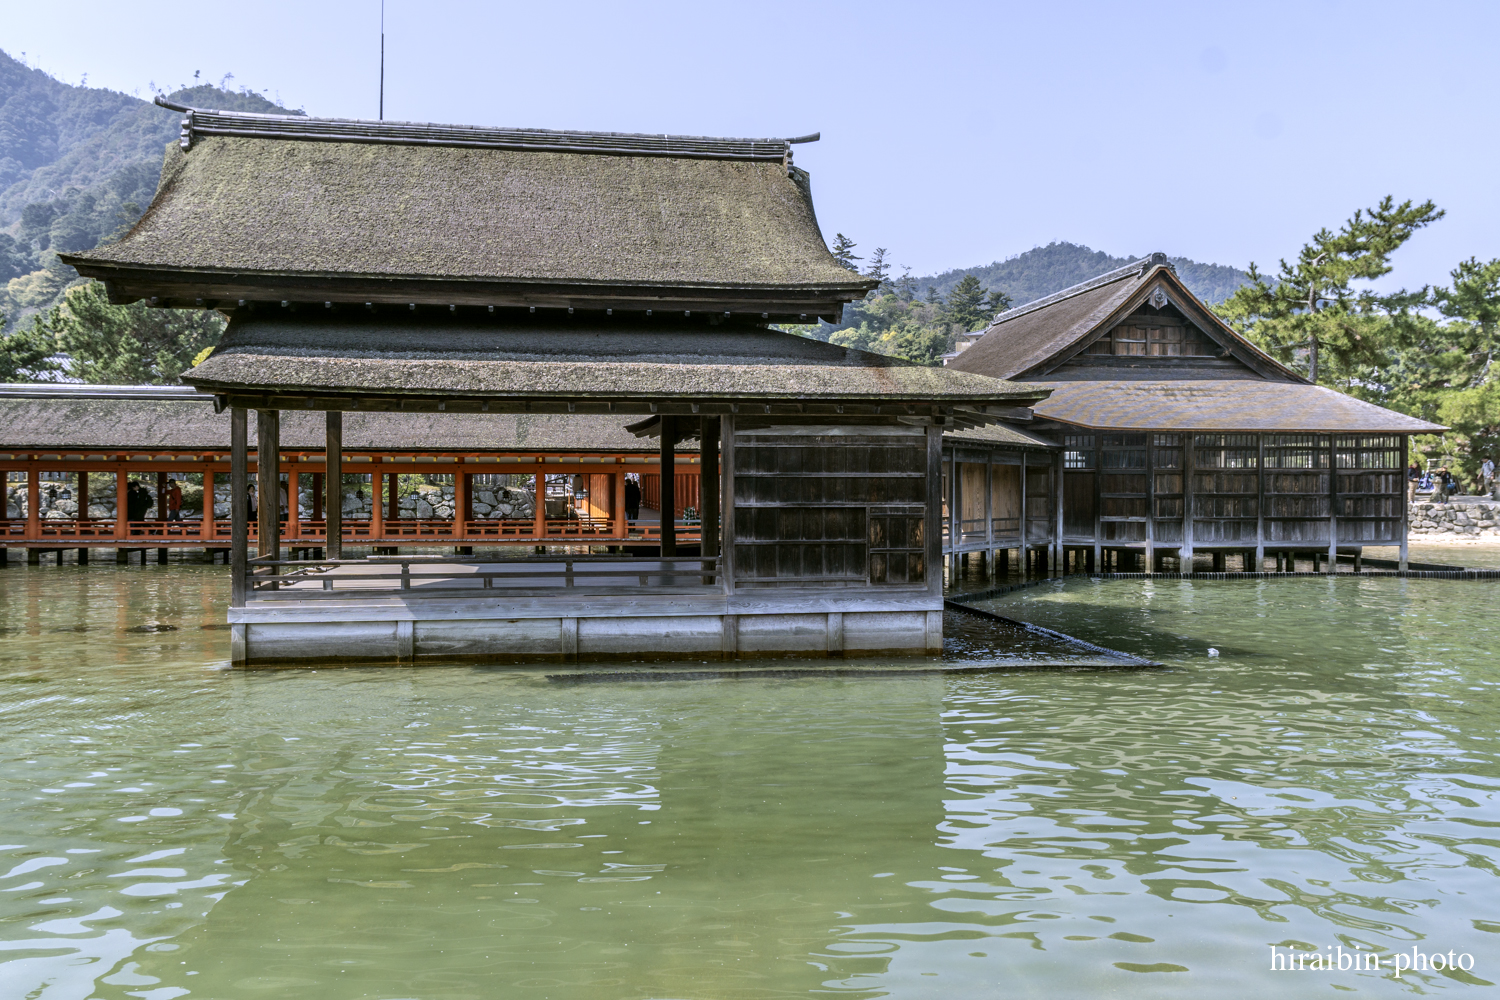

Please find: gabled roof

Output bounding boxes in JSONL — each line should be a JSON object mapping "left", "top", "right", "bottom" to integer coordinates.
{"left": 62, "top": 104, "right": 872, "bottom": 319}
{"left": 181, "top": 315, "right": 1050, "bottom": 419}
{"left": 948, "top": 253, "right": 1301, "bottom": 382}
{"left": 1033, "top": 380, "right": 1444, "bottom": 434}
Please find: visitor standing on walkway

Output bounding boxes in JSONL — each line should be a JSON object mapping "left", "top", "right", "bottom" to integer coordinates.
{"left": 165, "top": 479, "right": 183, "bottom": 521}
{"left": 1407, "top": 459, "right": 1422, "bottom": 503}
{"left": 126, "top": 480, "right": 152, "bottom": 529}
{"left": 624, "top": 476, "right": 641, "bottom": 522}
{"left": 1435, "top": 467, "right": 1455, "bottom": 503}
{"left": 1482, "top": 455, "right": 1496, "bottom": 498}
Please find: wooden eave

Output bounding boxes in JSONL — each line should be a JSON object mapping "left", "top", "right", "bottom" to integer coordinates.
{"left": 70, "top": 261, "right": 870, "bottom": 323}
{"left": 1023, "top": 267, "right": 1303, "bottom": 383}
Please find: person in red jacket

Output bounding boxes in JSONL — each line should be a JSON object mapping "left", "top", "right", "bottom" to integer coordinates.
{"left": 165, "top": 478, "right": 183, "bottom": 521}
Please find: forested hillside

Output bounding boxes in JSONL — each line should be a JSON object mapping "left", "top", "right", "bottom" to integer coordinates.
{"left": 0, "top": 50, "right": 297, "bottom": 330}
{"left": 912, "top": 241, "right": 1250, "bottom": 308}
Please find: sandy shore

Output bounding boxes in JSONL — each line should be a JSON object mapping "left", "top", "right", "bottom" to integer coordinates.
{"left": 1364, "top": 536, "right": 1500, "bottom": 570}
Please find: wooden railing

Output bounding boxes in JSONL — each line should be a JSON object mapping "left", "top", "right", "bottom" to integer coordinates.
{"left": 243, "top": 553, "right": 720, "bottom": 602}
{"left": 0, "top": 517, "right": 702, "bottom": 546}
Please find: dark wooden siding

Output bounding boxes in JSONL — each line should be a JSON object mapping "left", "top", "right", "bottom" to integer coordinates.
{"left": 732, "top": 428, "right": 926, "bottom": 588}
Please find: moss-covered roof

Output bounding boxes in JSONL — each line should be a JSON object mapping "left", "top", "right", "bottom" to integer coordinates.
{"left": 64, "top": 120, "right": 872, "bottom": 306}
{"left": 182, "top": 316, "right": 1050, "bottom": 406}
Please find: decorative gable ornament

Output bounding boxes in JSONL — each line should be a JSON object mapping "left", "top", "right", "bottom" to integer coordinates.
{"left": 1150, "top": 287, "right": 1169, "bottom": 310}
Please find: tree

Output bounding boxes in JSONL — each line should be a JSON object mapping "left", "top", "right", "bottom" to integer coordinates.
{"left": 40, "top": 281, "right": 225, "bottom": 384}
{"left": 895, "top": 266, "right": 917, "bottom": 303}
{"left": 1213, "top": 196, "right": 1444, "bottom": 383}
{"left": 1428, "top": 258, "right": 1500, "bottom": 481}
{"left": 985, "top": 287, "right": 1012, "bottom": 316}
{"left": 0, "top": 314, "right": 59, "bottom": 381}
{"left": 943, "top": 274, "right": 990, "bottom": 331}
{"left": 864, "top": 247, "right": 891, "bottom": 288}
{"left": 830, "top": 233, "right": 861, "bottom": 273}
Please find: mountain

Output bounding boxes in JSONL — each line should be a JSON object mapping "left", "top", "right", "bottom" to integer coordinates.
{"left": 0, "top": 50, "right": 298, "bottom": 329}
{"left": 909, "top": 241, "right": 1251, "bottom": 308}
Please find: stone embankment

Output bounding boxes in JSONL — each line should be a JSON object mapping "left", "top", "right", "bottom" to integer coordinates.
{"left": 1408, "top": 498, "right": 1500, "bottom": 538}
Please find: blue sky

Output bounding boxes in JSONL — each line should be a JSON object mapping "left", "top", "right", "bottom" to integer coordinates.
{"left": 7, "top": 0, "right": 1497, "bottom": 290}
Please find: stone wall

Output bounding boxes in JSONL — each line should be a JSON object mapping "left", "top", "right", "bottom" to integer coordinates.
{"left": 1408, "top": 499, "right": 1500, "bottom": 538}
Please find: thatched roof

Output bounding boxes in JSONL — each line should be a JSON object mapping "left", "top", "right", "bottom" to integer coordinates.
{"left": 949, "top": 255, "right": 1300, "bottom": 382}
{"left": 61, "top": 106, "right": 872, "bottom": 318}
{"left": 0, "top": 393, "right": 660, "bottom": 452}
{"left": 943, "top": 421, "right": 1059, "bottom": 451}
{"left": 181, "top": 315, "right": 1049, "bottom": 411}
{"left": 1034, "top": 380, "right": 1444, "bottom": 433}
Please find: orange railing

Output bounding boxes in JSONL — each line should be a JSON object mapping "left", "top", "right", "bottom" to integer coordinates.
{"left": 0, "top": 517, "right": 702, "bottom": 546}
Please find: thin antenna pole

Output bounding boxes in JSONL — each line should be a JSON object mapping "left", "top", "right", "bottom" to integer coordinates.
{"left": 379, "top": 0, "right": 385, "bottom": 120}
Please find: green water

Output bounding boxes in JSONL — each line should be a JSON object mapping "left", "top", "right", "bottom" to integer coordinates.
{"left": 1, "top": 565, "right": 1498, "bottom": 998}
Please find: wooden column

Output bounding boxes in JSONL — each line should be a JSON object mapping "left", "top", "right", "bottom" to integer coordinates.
{"left": 311, "top": 473, "right": 323, "bottom": 521}
{"left": 370, "top": 467, "right": 384, "bottom": 541}
{"left": 720, "top": 415, "right": 736, "bottom": 595}
{"left": 984, "top": 459, "right": 994, "bottom": 581}
{"left": 1398, "top": 435, "right": 1409, "bottom": 571}
{"left": 256, "top": 409, "right": 280, "bottom": 560}
{"left": 154, "top": 471, "right": 167, "bottom": 522}
{"left": 230, "top": 408, "right": 248, "bottom": 607}
{"left": 78, "top": 472, "right": 89, "bottom": 522}
{"left": 1053, "top": 451, "right": 1065, "bottom": 573}
{"left": 325, "top": 411, "right": 342, "bottom": 559}
{"left": 1181, "top": 432, "right": 1196, "bottom": 568}
{"left": 1256, "top": 434, "right": 1266, "bottom": 572}
{"left": 949, "top": 450, "right": 960, "bottom": 583}
{"left": 1327, "top": 435, "right": 1338, "bottom": 573}
{"left": 1017, "top": 462, "right": 1028, "bottom": 578}
{"left": 700, "top": 416, "right": 720, "bottom": 581}
{"left": 199, "top": 471, "right": 214, "bottom": 541}
{"left": 26, "top": 468, "right": 40, "bottom": 540}
{"left": 115, "top": 466, "right": 129, "bottom": 539}
{"left": 1093, "top": 435, "right": 1103, "bottom": 573}
{"left": 613, "top": 471, "right": 628, "bottom": 539}
{"left": 387, "top": 470, "right": 399, "bottom": 524}
{"left": 286, "top": 468, "right": 300, "bottom": 542}
{"left": 660, "top": 416, "right": 676, "bottom": 557}
{"left": 926, "top": 423, "right": 944, "bottom": 597}
{"left": 533, "top": 470, "right": 546, "bottom": 543}
{"left": 1144, "top": 436, "right": 1156, "bottom": 575}
{"left": 454, "top": 470, "right": 469, "bottom": 537}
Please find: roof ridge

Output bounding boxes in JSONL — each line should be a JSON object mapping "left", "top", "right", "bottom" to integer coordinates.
{"left": 984, "top": 252, "right": 1172, "bottom": 330}
{"left": 155, "top": 98, "right": 817, "bottom": 162}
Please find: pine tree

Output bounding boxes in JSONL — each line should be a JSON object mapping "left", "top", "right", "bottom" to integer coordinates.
{"left": 864, "top": 247, "right": 891, "bottom": 287}
{"left": 830, "top": 233, "right": 861, "bottom": 273}
{"left": 42, "top": 281, "right": 225, "bottom": 384}
{"left": 1213, "top": 196, "right": 1444, "bottom": 384}
{"left": 0, "top": 314, "right": 59, "bottom": 381}
{"left": 984, "top": 287, "right": 1012, "bottom": 316}
{"left": 895, "top": 267, "right": 917, "bottom": 302}
{"left": 943, "top": 274, "right": 989, "bottom": 331}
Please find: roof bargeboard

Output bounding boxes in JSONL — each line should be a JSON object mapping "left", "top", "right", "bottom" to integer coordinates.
{"left": 949, "top": 254, "right": 1301, "bottom": 383}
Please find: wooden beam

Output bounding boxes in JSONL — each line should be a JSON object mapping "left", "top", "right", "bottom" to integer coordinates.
{"left": 1399, "top": 435, "right": 1409, "bottom": 571}
{"left": 720, "top": 415, "right": 736, "bottom": 596}
{"left": 926, "top": 424, "right": 944, "bottom": 598}
{"left": 700, "top": 416, "right": 719, "bottom": 583}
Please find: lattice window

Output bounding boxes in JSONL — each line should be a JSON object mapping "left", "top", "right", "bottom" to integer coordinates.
{"left": 1064, "top": 434, "right": 1095, "bottom": 470}
{"left": 1194, "top": 433, "right": 1259, "bottom": 469}
{"left": 1084, "top": 323, "right": 1216, "bottom": 357}
{"left": 1099, "top": 433, "right": 1148, "bottom": 469}
{"left": 1334, "top": 435, "right": 1401, "bottom": 470}
{"left": 1265, "top": 434, "right": 1329, "bottom": 470}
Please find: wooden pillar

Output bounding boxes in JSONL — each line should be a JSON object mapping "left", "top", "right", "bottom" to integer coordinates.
{"left": 311, "top": 472, "right": 323, "bottom": 521}
{"left": 256, "top": 409, "right": 280, "bottom": 561}
{"left": 326, "top": 411, "right": 342, "bottom": 559}
{"left": 720, "top": 415, "right": 736, "bottom": 594}
{"left": 1182, "top": 431, "right": 1196, "bottom": 567}
{"left": 614, "top": 471, "right": 628, "bottom": 539}
{"left": 231, "top": 408, "right": 248, "bottom": 608}
{"left": 1398, "top": 435, "right": 1409, "bottom": 571}
{"left": 700, "top": 416, "right": 719, "bottom": 580}
{"left": 78, "top": 472, "right": 89, "bottom": 522}
{"left": 387, "top": 469, "right": 399, "bottom": 524}
{"left": 115, "top": 466, "right": 129, "bottom": 539}
{"left": 1017, "top": 462, "right": 1028, "bottom": 578}
{"left": 1144, "top": 436, "right": 1156, "bottom": 575}
{"left": 984, "top": 459, "right": 994, "bottom": 581}
{"left": 660, "top": 416, "right": 676, "bottom": 557}
{"left": 1053, "top": 450, "right": 1064, "bottom": 574}
{"left": 199, "top": 471, "right": 215, "bottom": 541}
{"left": 533, "top": 470, "right": 546, "bottom": 543}
{"left": 454, "top": 469, "right": 469, "bottom": 540}
{"left": 1327, "top": 434, "right": 1338, "bottom": 573}
{"left": 286, "top": 468, "right": 300, "bottom": 541}
{"left": 926, "top": 423, "right": 944, "bottom": 600}
{"left": 370, "top": 466, "right": 384, "bottom": 541}
{"left": 25, "top": 467, "right": 40, "bottom": 542}
{"left": 1256, "top": 434, "right": 1266, "bottom": 572}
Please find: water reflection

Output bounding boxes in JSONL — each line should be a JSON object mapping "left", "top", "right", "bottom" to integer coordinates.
{"left": 0, "top": 565, "right": 1497, "bottom": 997}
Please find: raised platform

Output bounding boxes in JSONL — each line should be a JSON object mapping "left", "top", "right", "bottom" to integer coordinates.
{"left": 229, "top": 557, "right": 943, "bottom": 666}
